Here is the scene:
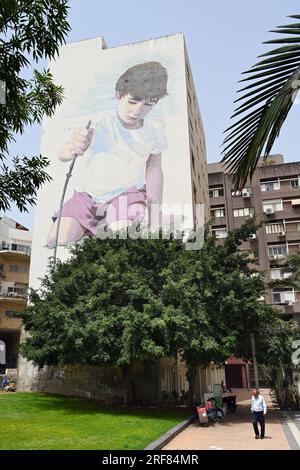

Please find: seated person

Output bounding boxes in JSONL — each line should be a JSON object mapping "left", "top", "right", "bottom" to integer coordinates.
{"left": 205, "top": 398, "right": 224, "bottom": 421}
{"left": 221, "top": 380, "right": 232, "bottom": 393}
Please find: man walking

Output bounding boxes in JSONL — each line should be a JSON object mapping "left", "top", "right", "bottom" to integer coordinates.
{"left": 251, "top": 388, "right": 267, "bottom": 439}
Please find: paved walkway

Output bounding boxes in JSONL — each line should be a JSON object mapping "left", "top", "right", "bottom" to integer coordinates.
{"left": 163, "top": 388, "right": 291, "bottom": 450}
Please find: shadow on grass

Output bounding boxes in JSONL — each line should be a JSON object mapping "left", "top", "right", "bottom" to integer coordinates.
{"left": 2, "top": 392, "right": 189, "bottom": 420}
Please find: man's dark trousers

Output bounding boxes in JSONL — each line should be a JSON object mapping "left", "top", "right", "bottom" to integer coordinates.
{"left": 252, "top": 411, "right": 265, "bottom": 437}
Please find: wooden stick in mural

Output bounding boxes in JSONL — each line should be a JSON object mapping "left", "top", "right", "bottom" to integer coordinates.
{"left": 53, "top": 120, "right": 92, "bottom": 264}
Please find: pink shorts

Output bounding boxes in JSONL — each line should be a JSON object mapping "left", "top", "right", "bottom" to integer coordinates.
{"left": 52, "top": 186, "right": 147, "bottom": 236}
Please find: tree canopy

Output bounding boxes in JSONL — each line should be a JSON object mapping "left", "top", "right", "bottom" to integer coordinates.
{"left": 17, "top": 222, "right": 293, "bottom": 382}
{"left": 0, "top": 0, "right": 70, "bottom": 212}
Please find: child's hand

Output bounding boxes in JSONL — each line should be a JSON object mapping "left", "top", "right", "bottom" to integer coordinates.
{"left": 59, "top": 127, "right": 94, "bottom": 161}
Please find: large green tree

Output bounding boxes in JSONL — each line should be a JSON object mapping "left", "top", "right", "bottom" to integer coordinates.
{"left": 17, "top": 223, "right": 290, "bottom": 405}
{"left": 222, "top": 14, "right": 300, "bottom": 188}
{"left": 0, "top": 0, "right": 70, "bottom": 212}
{"left": 160, "top": 222, "right": 283, "bottom": 404}
{"left": 17, "top": 234, "right": 181, "bottom": 402}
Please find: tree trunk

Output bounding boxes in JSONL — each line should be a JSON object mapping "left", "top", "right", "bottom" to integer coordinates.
{"left": 251, "top": 333, "right": 259, "bottom": 388}
{"left": 186, "top": 366, "right": 197, "bottom": 408}
{"left": 122, "top": 365, "right": 131, "bottom": 405}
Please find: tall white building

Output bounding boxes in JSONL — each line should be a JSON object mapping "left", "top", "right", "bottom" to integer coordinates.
{"left": 18, "top": 34, "right": 218, "bottom": 404}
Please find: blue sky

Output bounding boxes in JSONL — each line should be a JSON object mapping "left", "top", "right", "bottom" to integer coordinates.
{"left": 7, "top": 0, "right": 300, "bottom": 228}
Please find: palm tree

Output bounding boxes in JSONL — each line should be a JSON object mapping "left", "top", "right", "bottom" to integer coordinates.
{"left": 222, "top": 14, "right": 300, "bottom": 189}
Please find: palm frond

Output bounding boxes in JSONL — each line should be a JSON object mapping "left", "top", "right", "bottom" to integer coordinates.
{"left": 222, "top": 15, "right": 300, "bottom": 189}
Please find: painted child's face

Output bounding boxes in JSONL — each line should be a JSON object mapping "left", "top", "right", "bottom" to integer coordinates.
{"left": 117, "top": 93, "right": 158, "bottom": 127}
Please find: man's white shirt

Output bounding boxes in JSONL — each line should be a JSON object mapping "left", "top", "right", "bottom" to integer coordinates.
{"left": 251, "top": 395, "right": 267, "bottom": 413}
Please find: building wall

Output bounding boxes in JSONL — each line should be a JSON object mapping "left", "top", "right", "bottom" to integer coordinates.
{"left": 28, "top": 33, "right": 208, "bottom": 291}
{"left": 18, "top": 361, "right": 160, "bottom": 404}
{"left": 184, "top": 43, "right": 209, "bottom": 226}
{"left": 208, "top": 156, "right": 300, "bottom": 323}
{"left": 0, "top": 215, "right": 31, "bottom": 370}
{"left": 18, "top": 355, "right": 225, "bottom": 405}
{"left": 18, "top": 33, "right": 210, "bottom": 397}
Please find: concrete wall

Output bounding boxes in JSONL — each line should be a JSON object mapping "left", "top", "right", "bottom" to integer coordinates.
{"left": 18, "top": 360, "right": 161, "bottom": 405}
{"left": 18, "top": 353, "right": 225, "bottom": 405}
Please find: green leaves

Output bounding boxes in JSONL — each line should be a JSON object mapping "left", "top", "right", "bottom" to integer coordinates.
{"left": 16, "top": 222, "right": 281, "bottom": 375}
{"left": 0, "top": 154, "right": 51, "bottom": 211}
{"left": 222, "top": 14, "right": 300, "bottom": 189}
{"left": 0, "top": 1, "right": 70, "bottom": 211}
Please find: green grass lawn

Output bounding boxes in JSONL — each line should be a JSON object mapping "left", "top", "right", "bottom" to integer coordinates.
{"left": 0, "top": 392, "right": 188, "bottom": 450}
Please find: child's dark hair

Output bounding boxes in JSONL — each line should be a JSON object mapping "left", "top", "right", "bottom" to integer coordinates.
{"left": 115, "top": 62, "right": 168, "bottom": 100}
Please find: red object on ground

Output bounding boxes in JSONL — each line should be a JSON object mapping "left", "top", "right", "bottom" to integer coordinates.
{"left": 197, "top": 407, "right": 206, "bottom": 414}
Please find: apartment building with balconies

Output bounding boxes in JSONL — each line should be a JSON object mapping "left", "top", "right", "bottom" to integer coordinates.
{"left": 208, "top": 154, "right": 300, "bottom": 323}
{"left": 0, "top": 215, "right": 31, "bottom": 372}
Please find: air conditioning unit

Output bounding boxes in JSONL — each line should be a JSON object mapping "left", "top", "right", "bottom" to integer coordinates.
{"left": 264, "top": 208, "right": 274, "bottom": 215}
{"left": 284, "top": 300, "right": 292, "bottom": 306}
{"left": 278, "top": 231, "right": 286, "bottom": 236}
{"left": 249, "top": 233, "right": 257, "bottom": 239}
{"left": 243, "top": 192, "right": 250, "bottom": 198}
{"left": 258, "top": 296, "right": 265, "bottom": 302}
{"left": 245, "top": 214, "right": 253, "bottom": 219}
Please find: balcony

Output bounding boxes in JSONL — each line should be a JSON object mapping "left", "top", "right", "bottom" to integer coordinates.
{"left": 0, "top": 242, "right": 31, "bottom": 258}
{"left": 0, "top": 286, "right": 28, "bottom": 301}
{"left": 209, "top": 193, "right": 225, "bottom": 206}
{"left": 274, "top": 301, "right": 300, "bottom": 318}
{"left": 268, "top": 254, "right": 286, "bottom": 262}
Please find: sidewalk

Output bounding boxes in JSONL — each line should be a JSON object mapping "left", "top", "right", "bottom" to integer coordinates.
{"left": 163, "top": 388, "right": 290, "bottom": 450}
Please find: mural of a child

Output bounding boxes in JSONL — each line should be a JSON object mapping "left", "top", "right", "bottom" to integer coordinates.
{"left": 47, "top": 61, "right": 168, "bottom": 247}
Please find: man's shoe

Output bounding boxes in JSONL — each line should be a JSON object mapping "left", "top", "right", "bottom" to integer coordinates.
{"left": 255, "top": 435, "right": 259, "bottom": 439}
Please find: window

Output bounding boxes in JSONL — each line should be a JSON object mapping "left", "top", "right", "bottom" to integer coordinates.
{"left": 261, "top": 181, "right": 280, "bottom": 192}
{"left": 266, "top": 223, "right": 284, "bottom": 234}
{"left": 268, "top": 245, "right": 287, "bottom": 258}
{"left": 5, "top": 310, "right": 16, "bottom": 318}
{"left": 245, "top": 249, "right": 259, "bottom": 259}
{"left": 9, "top": 265, "right": 28, "bottom": 273}
{"left": 209, "top": 187, "right": 224, "bottom": 198}
{"left": 211, "top": 207, "right": 225, "bottom": 218}
{"left": 273, "top": 290, "right": 294, "bottom": 304}
{"left": 263, "top": 200, "right": 283, "bottom": 212}
{"left": 233, "top": 207, "right": 254, "bottom": 217}
{"left": 290, "top": 179, "right": 300, "bottom": 188}
{"left": 270, "top": 269, "right": 291, "bottom": 280}
{"left": 191, "top": 151, "right": 195, "bottom": 172}
{"left": 212, "top": 228, "right": 227, "bottom": 239}
{"left": 193, "top": 183, "right": 197, "bottom": 203}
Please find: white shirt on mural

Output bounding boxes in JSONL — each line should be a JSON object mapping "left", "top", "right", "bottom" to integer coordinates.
{"left": 74, "top": 110, "right": 167, "bottom": 202}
